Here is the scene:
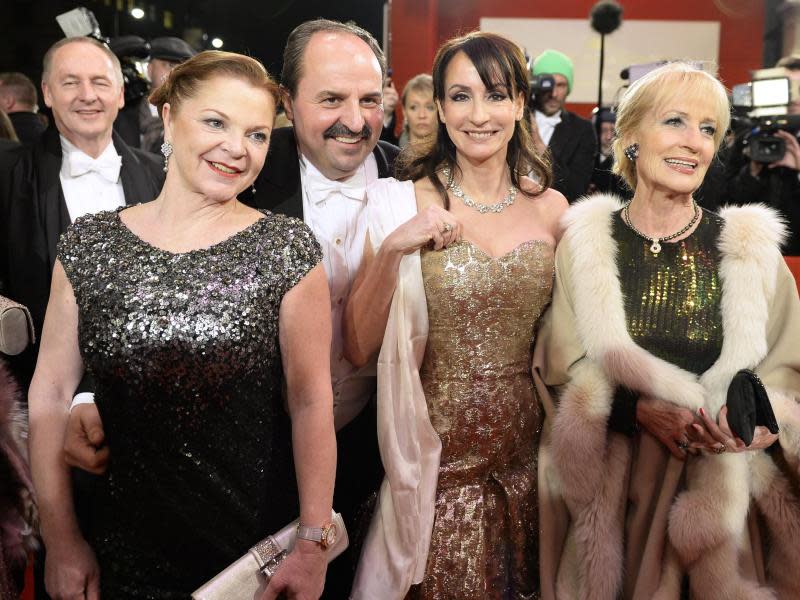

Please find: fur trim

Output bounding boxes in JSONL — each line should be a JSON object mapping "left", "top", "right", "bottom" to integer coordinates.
{"left": 552, "top": 195, "right": 794, "bottom": 598}
{"left": 0, "top": 359, "right": 37, "bottom": 563}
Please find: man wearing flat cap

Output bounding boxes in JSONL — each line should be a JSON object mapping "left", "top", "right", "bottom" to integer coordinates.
{"left": 113, "top": 36, "right": 196, "bottom": 153}
{"left": 529, "top": 49, "right": 597, "bottom": 202}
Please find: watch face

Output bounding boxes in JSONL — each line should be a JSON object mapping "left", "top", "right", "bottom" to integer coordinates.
{"left": 324, "top": 524, "right": 337, "bottom": 547}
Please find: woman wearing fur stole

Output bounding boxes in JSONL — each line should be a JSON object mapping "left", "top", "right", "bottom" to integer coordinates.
{"left": 0, "top": 359, "right": 36, "bottom": 598}
{"left": 536, "top": 62, "right": 800, "bottom": 600}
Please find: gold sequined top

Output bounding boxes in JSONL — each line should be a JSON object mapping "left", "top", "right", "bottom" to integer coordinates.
{"left": 613, "top": 210, "right": 724, "bottom": 374}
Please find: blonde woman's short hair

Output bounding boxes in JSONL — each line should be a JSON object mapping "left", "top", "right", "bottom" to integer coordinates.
{"left": 612, "top": 62, "right": 730, "bottom": 190}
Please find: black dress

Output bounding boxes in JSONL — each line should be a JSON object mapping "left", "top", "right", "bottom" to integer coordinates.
{"left": 57, "top": 208, "right": 322, "bottom": 599}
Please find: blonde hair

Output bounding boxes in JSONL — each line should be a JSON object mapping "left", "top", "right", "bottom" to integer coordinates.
{"left": 149, "top": 51, "right": 279, "bottom": 117}
{"left": 612, "top": 62, "right": 730, "bottom": 189}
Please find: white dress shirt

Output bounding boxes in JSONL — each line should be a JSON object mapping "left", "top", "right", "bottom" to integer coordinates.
{"left": 61, "top": 135, "right": 125, "bottom": 410}
{"left": 535, "top": 109, "right": 562, "bottom": 147}
{"left": 299, "top": 152, "right": 379, "bottom": 431}
{"left": 59, "top": 135, "right": 125, "bottom": 223}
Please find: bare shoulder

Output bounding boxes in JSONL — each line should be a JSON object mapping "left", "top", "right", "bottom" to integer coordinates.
{"left": 519, "top": 177, "right": 568, "bottom": 239}
{"left": 413, "top": 176, "right": 445, "bottom": 211}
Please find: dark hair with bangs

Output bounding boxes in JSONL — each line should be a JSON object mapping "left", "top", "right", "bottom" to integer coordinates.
{"left": 396, "top": 31, "right": 551, "bottom": 206}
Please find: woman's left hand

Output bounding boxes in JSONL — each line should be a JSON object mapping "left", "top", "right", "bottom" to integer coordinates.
{"left": 261, "top": 540, "right": 327, "bottom": 600}
{"left": 692, "top": 406, "right": 779, "bottom": 453}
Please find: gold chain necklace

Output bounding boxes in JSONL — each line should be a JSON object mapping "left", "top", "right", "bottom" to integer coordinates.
{"left": 622, "top": 200, "right": 700, "bottom": 255}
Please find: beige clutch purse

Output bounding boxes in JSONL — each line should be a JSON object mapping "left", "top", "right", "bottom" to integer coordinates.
{"left": 0, "top": 295, "right": 35, "bottom": 356}
{"left": 192, "top": 510, "right": 348, "bottom": 600}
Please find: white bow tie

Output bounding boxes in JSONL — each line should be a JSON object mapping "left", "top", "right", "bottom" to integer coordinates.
{"left": 68, "top": 152, "right": 122, "bottom": 183}
{"left": 305, "top": 170, "right": 367, "bottom": 205}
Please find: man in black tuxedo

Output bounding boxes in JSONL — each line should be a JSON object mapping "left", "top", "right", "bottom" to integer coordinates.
{"left": 0, "top": 35, "right": 163, "bottom": 600}
{"left": 0, "top": 36, "right": 164, "bottom": 393}
{"left": 66, "top": 19, "right": 397, "bottom": 599}
{"left": 530, "top": 49, "right": 596, "bottom": 202}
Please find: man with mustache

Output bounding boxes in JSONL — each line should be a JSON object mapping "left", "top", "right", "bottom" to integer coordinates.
{"left": 65, "top": 19, "right": 397, "bottom": 598}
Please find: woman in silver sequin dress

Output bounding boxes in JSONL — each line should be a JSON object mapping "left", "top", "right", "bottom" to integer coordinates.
{"left": 537, "top": 63, "right": 800, "bottom": 600}
{"left": 343, "top": 33, "right": 567, "bottom": 600}
{"left": 28, "top": 52, "right": 336, "bottom": 600}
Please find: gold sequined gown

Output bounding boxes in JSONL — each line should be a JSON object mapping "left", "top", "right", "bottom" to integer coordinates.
{"left": 409, "top": 239, "right": 554, "bottom": 600}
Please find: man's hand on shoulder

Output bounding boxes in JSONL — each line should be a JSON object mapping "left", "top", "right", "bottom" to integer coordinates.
{"left": 64, "top": 403, "right": 109, "bottom": 474}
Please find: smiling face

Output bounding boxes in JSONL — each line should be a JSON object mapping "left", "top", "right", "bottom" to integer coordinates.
{"left": 404, "top": 89, "right": 436, "bottom": 142}
{"left": 632, "top": 97, "right": 718, "bottom": 196}
{"left": 42, "top": 41, "right": 124, "bottom": 150}
{"left": 438, "top": 51, "right": 524, "bottom": 165}
{"left": 284, "top": 31, "right": 384, "bottom": 181}
{"left": 162, "top": 75, "right": 275, "bottom": 202}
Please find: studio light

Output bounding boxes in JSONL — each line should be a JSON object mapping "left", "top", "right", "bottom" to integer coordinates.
{"left": 211, "top": 37, "right": 224, "bottom": 48}
{"left": 131, "top": 7, "right": 145, "bottom": 19}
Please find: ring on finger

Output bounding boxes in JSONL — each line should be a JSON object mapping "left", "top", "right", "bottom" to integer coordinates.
{"left": 713, "top": 444, "right": 727, "bottom": 454}
{"left": 677, "top": 440, "right": 690, "bottom": 451}
{"left": 442, "top": 222, "right": 453, "bottom": 233}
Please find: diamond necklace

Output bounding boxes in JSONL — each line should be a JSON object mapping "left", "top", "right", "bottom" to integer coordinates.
{"left": 622, "top": 199, "right": 700, "bottom": 255}
{"left": 442, "top": 167, "right": 518, "bottom": 214}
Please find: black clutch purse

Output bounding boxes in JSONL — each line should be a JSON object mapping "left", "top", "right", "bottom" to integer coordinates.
{"left": 725, "top": 369, "right": 779, "bottom": 446}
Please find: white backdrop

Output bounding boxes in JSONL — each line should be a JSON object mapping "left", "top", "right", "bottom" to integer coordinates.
{"left": 480, "top": 18, "right": 721, "bottom": 106}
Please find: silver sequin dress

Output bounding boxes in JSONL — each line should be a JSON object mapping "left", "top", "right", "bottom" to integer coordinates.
{"left": 57, "top": 208, "right": 322, "bottom": 599}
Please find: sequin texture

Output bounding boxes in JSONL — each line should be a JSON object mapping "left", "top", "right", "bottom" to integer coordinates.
{"left": 408, "top": 240, "right": 553, "bottom": 600}
{"left": 614, "top": 210, "right": 723, "bottom": 374}
{"left": 57, "top": 208, "right": 322, "bottom": 599}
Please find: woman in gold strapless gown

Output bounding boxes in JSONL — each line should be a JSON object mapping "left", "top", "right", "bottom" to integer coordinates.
{"left": 344, "top": 32, "right": 567, "bottom": 600}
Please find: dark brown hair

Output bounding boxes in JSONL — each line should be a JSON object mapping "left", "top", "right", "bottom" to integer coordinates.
{"left": 149, "top": 51, "right": 279, "bottom": 117}
{"left": 281, "top": 19, "right": 386, "bottom": 97}
{"left": 396, "top": 31, "right": 551, "bottom": 206}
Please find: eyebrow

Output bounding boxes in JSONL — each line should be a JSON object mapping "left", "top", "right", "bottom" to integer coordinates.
{"left": 314, "top": 90, "right": 383, "bottom": 100}
{"left": 201, "top": 108, "right": 271, "bottom": 130}
{"left": 662, "top": 109, "right": 717, "bottom": 124}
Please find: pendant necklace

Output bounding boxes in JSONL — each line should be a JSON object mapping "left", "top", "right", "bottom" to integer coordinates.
{"left": 622, "top": 199, "right": 700, "bottom": 255}
{"left": 442, "top": 167, "right": 517, "bottom": 214}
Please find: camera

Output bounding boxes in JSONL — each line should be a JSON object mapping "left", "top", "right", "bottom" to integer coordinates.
{"left": 530, "top": 74, "right": 555, "bottom": 103}
{"left": 731, "top": 69, "right": 800, "bottom": 163}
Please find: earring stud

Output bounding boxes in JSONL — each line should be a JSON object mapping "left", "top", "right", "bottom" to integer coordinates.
{"left": 624, "top": 143, "right": 639, "bottom": 162}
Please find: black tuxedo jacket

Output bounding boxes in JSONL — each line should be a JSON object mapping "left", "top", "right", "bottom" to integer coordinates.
{"left": 549, "top": 110, "right": 597, "bottom": 202}
{"left": 0, "top": 127, "right": 164, "bottom": 388}
{"left": 243, "top": 127, "right": 399, "bottom": 216}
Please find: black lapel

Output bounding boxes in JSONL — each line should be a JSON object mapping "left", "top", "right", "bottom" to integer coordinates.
{"left": 257, "top": 127, "right": 303, "bottom": 218}
{"left": 114, "top": 131, "right": 157, "bottom": 205}
{"left": 548, "top": 111, "right": 571, "bottom": 161}
{"left": 373, "top": 141, "right": 399, "bottom": 178}
{"left": 35, "top": 129, "right": 70, "bottom": 266}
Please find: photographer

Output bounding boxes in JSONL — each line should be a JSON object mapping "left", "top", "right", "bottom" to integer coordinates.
{"left": 726, "top": 55, "right": 800, "bottom": 255}
{"left": 529, "top": 49, "right": 596, "bottom": 202}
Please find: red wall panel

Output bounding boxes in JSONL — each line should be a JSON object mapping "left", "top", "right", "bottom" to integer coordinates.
{"left": 391, "top": 0, "right": 765, "bottom": 118}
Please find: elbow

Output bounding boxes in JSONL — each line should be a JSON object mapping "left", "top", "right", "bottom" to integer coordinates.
{"left": 343, "top": 336, "right": 371, "bottom": 368}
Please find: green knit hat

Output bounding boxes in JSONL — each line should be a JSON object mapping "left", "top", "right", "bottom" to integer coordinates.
{"left": 532, "top": 49, "right": 574, "bottom": 94}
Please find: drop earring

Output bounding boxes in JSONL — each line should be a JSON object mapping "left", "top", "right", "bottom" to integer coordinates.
{"left": 624, "top": 143, "right": 639, "bottom": 162}
{"left": 251, "top": 184, "right": 257, "bottom": 195}
{"left": 160, "top": 141, "right": 173, "bottom": 172}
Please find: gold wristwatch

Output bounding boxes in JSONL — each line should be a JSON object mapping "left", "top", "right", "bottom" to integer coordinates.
{"left": 296, "top": 522, "right": 338, "bottom": 549}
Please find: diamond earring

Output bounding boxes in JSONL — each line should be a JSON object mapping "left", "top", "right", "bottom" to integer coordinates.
{"left": 160, "top": 141, "right": 173, "bottom": 172}
{"left": 624, "top": 143, "right": 639, "bottom": 162}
